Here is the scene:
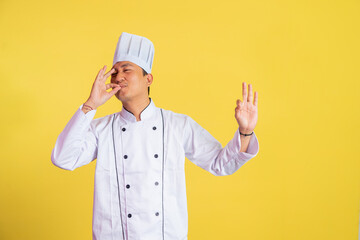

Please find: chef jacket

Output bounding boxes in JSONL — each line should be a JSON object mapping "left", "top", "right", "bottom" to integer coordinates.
{"left": 51, "top": 98, "right": 259, "bottom": 240}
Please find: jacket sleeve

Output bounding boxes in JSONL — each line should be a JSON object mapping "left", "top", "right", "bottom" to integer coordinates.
{"left": 183, "top": 116, "right": 259, "bottom": 176}
{"left": 51, "top": 104, "right": 98, "bottom": 171}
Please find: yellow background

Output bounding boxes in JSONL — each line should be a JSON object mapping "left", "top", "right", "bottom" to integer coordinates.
{"left": 0, "top": 0, "right": 359, "bottom": 239}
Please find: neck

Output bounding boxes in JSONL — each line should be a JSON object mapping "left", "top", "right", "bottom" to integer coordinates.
{"left": 122, "top": 97, "right": 150, "bottom": 121}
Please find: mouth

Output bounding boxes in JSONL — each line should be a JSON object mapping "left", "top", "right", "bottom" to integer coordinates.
{"left": 117, "top": 85, "right": 127, "bottom": 92}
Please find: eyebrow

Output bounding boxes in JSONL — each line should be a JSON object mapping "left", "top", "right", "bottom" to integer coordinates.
{"left": 112, "top": 63, "right": 133, "bottom": 72}
{"left": 122, "top": 63, "right": 134, "bottom": 68}
{"left": 116, "top": 63, "right": 133, "bottom": 69}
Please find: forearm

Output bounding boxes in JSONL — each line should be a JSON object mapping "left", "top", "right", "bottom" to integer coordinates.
{"left": 51, "top": 104, "right": 98, "bottom": 170}
{"left": 239, "top": 129, "right": 252, "bottom": 152}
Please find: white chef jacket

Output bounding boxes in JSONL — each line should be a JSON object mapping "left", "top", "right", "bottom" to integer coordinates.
{"left": 51, "top": 98, "right": 259, "bottom": 240}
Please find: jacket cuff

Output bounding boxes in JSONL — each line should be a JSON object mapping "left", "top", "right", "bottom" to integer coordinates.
{"left": 73, "top": 104, "right": 97, "bottom": 132}
{"left": 230, "top": 129, "right": 259, "bottom": 162}
{"left": 79, "top": 104, "right": 97, "bottom": 117}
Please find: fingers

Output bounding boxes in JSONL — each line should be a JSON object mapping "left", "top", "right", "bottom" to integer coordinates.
{"left": 100, "top": 65, "right": 106, "bottom": 78}
{"left": 96, "top": 65, "right": 115, "bottom": 82}
{"left": 242, "top": 82, "right": 258, "bottom": 106}
{"left": 103, "top": 68, "right": 116, "bottom": 79}
{"left": 106, "top": 83, "right": 120, "bottom": 90}
{"left": 242, "top": 82, "right": 247, "bottom": 102}
{"left": 248, "top": 84, "right": 253, "bottom": 103}
{"left": 235, "top": 99, "right": 242, "bottom": 112}
{"left": 95, "top": 65, "right": 106, "bottom": 80}
{"left": 254, "top": 91, "right": 258, "bottom": 106}
{"left": 108, "top": 85, "right": 121, "bottom": 96}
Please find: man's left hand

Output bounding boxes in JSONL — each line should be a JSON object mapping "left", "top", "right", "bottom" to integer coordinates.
{"left": 235, "top": 82, "right": 258, "bottom": 134}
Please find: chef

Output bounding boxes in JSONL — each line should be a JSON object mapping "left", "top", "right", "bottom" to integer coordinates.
{"left": 51, "top": 32, "right": 259, "bottom": 240}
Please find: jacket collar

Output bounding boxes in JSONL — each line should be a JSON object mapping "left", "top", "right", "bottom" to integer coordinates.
{"left": 120, "top": 98, "right": 156, "bottom": 123}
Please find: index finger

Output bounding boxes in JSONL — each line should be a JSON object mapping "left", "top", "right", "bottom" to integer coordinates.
{"left": 102, "top": 68, "right": 116, "bottom": 80}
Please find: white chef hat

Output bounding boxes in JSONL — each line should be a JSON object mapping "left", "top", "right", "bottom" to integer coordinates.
{"left": 112, "top": 32, "right": 155, "bottom": 73}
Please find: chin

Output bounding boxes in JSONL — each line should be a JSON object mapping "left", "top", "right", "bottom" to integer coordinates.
{"left": 117, "top": 92, "right": 130, "bottom": 103}
{"left": 114, "top": 91, "right": 123, "bottom": 101}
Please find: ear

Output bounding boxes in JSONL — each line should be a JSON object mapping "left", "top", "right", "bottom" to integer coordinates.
{"left": 146, "top": 73, "right": 153, "bottom": 87}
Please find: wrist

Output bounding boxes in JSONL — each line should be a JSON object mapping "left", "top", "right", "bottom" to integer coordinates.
{"left": 84, "top": 99, "right": 97, "bottom": 110}
{"left": 239, "top": 128, "right": 253, "bottom": 136}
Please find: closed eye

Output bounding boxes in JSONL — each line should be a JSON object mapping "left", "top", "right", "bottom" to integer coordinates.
{"left": 111, "top": 69, "right": 131, "bottom": 76}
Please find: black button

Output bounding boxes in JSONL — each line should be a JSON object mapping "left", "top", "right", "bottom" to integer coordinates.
{"left": 155, "top": 212, "right": 159, "bottom": 216}
{"left": 126, "top": 184, "right": 130, "bottom": 189}
{"left": 153, "top": 126, "right": 157, "bottom": 130}
{"left": 128, "top": 214, "right": 132, "bottom": 218}
{"left": 155, "top": 182, "right": 159, "bottom": 186}
{"left": 154, "top": 154, "right": 158, "bottom": 158}
{"left": 124, "top": 155, "right": 128, "bottom": 159}
{"left": 122, "top": 128, "right": 126, "bottom": 132}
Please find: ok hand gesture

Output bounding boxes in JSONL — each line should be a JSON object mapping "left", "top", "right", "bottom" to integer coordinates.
{"left": 85, "top": 65, "right": 120, "bottom": 110}
{"left": 235, "top": 82, "right": 258, "bottom": 134}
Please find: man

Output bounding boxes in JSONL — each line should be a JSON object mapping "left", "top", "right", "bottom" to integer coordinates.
{"left": 51, "top": 32, "right": 259, "bottom": 240}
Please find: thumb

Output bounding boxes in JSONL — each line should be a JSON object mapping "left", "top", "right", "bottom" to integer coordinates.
{"left": 108, "top": 86, "right": 121, "bottom": 96}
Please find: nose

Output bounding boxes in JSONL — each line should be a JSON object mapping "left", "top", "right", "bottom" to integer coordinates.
{"left": 113, "top": 72, "right": 125, "bottom": 84}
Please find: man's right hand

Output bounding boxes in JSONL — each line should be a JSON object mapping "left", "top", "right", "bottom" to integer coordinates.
{"left": 82, "top": 65, "right": 120, "bottom": 113}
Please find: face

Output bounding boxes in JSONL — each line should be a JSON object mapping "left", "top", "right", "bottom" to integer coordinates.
{"left": 110, "top": 61, "right": 153, "bottom": 103}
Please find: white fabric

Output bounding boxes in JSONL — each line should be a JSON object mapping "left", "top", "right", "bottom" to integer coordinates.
{"left": 51, "top": 99, "right": 259, "bottom": 240}
{"left": 113, "top": 32, "right": 155, "bottom": 73}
